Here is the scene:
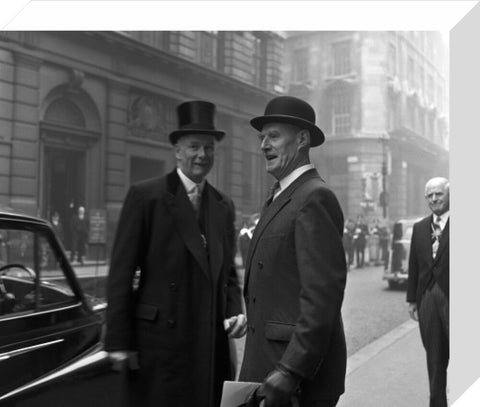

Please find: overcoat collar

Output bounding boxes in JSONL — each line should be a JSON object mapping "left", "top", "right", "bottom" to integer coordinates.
{"left": 164, "top": 169, "right": 227, "bottom": 281}
{"left": 245, "top": 168, "right": 320, "bottom": 283}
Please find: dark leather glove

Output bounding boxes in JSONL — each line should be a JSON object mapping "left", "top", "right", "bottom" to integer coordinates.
{"left": 257, "top": 367, "right": 301, "bottom": 407}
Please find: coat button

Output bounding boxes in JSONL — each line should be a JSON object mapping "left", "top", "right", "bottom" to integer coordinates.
{"left": 167, "top": 319, "right": 176, "bottom": 328}
{"left": 170, "top": 283, "right": 178, "bottom": 291}
{"left": 252, "top": 297, "right": 256, "bottom": 303}
{"left": 257, "top": 261, "right": 263, "bottom": 269}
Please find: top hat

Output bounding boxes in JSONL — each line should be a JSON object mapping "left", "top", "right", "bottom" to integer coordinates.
{"left": 250, "top": 96, "right": 325, "bottom": 147}
{"left": 169, "top": 100, "right": 225, "bottom": 144}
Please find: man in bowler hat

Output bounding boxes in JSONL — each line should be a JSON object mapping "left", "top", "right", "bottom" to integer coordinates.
{"left": 407, "top": 177, "right": 449, "bottom": 407}
{"left": 105, "top": 100, "right": 247, "bottom": 407}
{"left": 239, "top": 96, "right": 347, "bottom": 406}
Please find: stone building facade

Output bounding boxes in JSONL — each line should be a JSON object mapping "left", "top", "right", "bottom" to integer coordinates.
{"left": 0, "top": 31, "right": 284, "bottom": 255}
{"left": 284, "top": 31, "right": 449, "bottom": 224}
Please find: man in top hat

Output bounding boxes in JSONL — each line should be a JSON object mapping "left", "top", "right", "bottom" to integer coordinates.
{"left": 105, "top": 100, "right": 247, "bottom": 407}
{"left": 239, "top": 96, "right": 347, "bottom": 407}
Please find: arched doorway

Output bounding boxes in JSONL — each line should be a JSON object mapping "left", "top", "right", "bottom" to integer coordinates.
{"left": 40, "top": 86, "right": 102, "bottom": 251}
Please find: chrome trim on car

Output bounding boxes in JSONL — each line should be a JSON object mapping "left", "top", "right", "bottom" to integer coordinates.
{"left": 0, "top": 339, "right": 64, "bottom": 361}
{"left": 0, "top": 349, "right": 110, "bottom": 401}
{"left": 0, "top": 302, "right": 82, "bottom": 322}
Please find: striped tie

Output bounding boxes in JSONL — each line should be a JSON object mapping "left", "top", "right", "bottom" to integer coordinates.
{"left": 431, "top": 216, "right": 442, "bottom": 257}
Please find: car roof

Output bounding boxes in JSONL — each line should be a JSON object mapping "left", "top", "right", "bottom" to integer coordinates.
{"left": 0, "top": 208, "right": 50, "bottom": 227}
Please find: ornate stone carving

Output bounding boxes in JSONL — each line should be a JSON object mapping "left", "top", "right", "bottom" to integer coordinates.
{"left": 127, "top": 94, "right": 171, "bottom": 141}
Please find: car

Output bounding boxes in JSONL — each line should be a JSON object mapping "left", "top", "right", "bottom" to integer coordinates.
{"left": 382, "top": 216, "right": 422, "bottom": 290}
{"left": 0, "top": 209, "right": 121, "bottom": 406}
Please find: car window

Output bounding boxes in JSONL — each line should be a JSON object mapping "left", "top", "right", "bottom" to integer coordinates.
{"left": 0, "top": 227, "right": 76, "bottom": 318}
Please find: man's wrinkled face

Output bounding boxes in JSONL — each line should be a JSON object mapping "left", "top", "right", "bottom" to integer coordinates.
{"left": 425, "top": 180, "right": 449, "bottom": 216}
{"left": 258, "top": 123, "right": 303, "bottom": 180}
{"left": 175, "top": 134, "right": 215, "bottom": 183}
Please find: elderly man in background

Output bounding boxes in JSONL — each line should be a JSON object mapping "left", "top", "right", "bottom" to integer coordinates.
{"left": 407, "top": 177, "right": 450, "bottom": 407}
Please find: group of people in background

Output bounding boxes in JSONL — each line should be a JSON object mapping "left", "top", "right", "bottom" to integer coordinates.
{"left": 49, "top": 205, "right": 89, "bottom": 265}
{"left": 342, "top": 215, "right": 390, "bottom": 270}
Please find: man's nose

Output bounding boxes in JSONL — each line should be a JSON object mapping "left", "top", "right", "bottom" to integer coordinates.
{"left": 261, "top": 138, "right": 270, "bottom": 150}
{"left": 197, "top": 147, "right": 207, "bottom": 157}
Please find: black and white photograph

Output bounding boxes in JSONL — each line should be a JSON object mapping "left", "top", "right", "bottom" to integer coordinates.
{"left": 0, "top": 1, "right": 478, "bottom": 406}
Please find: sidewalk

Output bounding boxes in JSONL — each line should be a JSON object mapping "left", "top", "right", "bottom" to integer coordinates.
{"left": 338, "top": 319, "right": 429, "bottom": 406}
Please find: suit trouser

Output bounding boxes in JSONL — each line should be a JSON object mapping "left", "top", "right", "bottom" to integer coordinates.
{"left": 418, "top": 282, "right": 449, "bottom": 407}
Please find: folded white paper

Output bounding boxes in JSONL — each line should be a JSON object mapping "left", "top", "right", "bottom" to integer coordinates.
{"left": 220, "top": 381, "right": 261, "bottom": 407}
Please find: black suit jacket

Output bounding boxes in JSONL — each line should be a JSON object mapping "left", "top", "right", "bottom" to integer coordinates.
{"left": 406, "top": 215, "right": 449, "bottom": 307}
{"left": 105, "top": 169, "right": 242, "bottom": 406}
{"left": 239, "top": 169, "right": 347, "bottom": 401}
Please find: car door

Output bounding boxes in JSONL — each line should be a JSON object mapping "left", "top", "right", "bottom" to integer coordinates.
{"left": 0, "top": 221, "right": 102, "bottom": 396}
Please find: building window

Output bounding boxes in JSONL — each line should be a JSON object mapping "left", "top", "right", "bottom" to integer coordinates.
{"left": 418, "top": 110, "right": 425, "bottom": 137}
{"left": 45, "top": 98, "right": 85, "bottom": 128}
{"left": 388, "top": 96, "right": 399, "bottom": 131}
{"left": 252, "top": 34, "right": 266, "bottom": 87}
{"left": 332, "top": 87, "right": 351, "bottom": 136}
{"left": 293, "top": 47, "right": 309, "bottom": 82}
{"left": 406, "top": 99, "right": 415, "bottom": 130}
{"left": 199, "top": 31, "right": 218, "bottom": 68}
{"left": 419, "top": 66, "right": 424, "bottom": 94}
{"left": 437, "top": 84, "right": 444, "bottom": 112}
{"left": 387, "top": 43, "right": 396, "bottom": 76}
{"left": 332, "top": 41, "right": 351, "bottom": 76}
{"left": 427, "top": 74, "right": 434, "bottom": 104}
{"left": 407, "top": 57, "right": 414, "bottom": 89}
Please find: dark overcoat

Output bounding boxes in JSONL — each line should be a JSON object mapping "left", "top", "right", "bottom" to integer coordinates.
{"left": 239, "top": 169, "right": 347, "bottom": 403}
{"left": 105, "top": 169, "right": 243, "bottom": 407}
{"left": 406, "top": 215, "right": 449, "bottom": 307}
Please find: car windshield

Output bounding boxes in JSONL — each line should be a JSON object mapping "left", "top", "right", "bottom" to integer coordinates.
{"left": 0, "top": 225, "right": 77, "bottom": 316}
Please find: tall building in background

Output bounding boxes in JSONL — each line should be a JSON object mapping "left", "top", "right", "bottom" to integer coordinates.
{"left": 0, "top": 31, "right": 284, "bottom": 256}
{"left": 284, "top": 31, "right": 449, "bottom": 223}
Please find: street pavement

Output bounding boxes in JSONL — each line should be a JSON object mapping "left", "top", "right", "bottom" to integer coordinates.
{"left": 338, "top": 319, "right": 430, "bottom": 406}
{"left": 74, "top": 262, "right": 436, "bottom": 406}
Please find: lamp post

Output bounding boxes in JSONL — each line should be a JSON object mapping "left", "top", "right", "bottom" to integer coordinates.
{"left": 379, "top": 133, "right": 389, "bottom": 219}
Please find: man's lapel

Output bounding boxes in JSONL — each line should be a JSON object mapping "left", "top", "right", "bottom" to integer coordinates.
{"left": 245, "top": 169, "right": 318, "bottom": 282}
{"left": 204, "top": 183, "right": 228, "bottom": 283}
{"left": 165, "top": 170, "right": 210, "bottom": 278}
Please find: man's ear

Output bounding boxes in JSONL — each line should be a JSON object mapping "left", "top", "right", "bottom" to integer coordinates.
{"left": 174, "top": 143, "right": 181, "bottom": 160}
{"left": 297, "top": 129, "right": 311, "bottom": 148}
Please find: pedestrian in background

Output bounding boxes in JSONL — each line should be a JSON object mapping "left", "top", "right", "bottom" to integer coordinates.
{"left": 70, "top": 206, "right": 88, "bottom": 265}
{"left": 105, "top": 100, "right": 246, "bottom": 407}
{"left": 239, "top": 96, "right": 347, "bottom": 407}
{"left": 378, "top": 221, "right": 390, "bottom": 270}
{"left": 407, "top": 177, "right": 449, "bottom": 407}
{"left": 51, "top": 211, "right": 64, "bottom": 244}
{"left": 343, "top": 218, "right": 355, "bottom": 270}
{"left": 353, "top": 214, "right": 368, "bottom": 268}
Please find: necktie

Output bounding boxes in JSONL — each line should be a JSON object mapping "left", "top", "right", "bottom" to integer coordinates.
{"left": 266, "top": 181, "right": 280, "bottom": 206}
{"left": 189, "top": 184, "right": 201, "bottom": 213}
{"left": 431, "top": 216, "right": 442, "bottom": 257}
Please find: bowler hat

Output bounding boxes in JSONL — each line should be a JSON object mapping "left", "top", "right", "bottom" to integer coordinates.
{"left": 250, "top": 96, "right": 325, "bottom": 147}
{"left": 169, "top": 100, "right": 225, "bottom": 144}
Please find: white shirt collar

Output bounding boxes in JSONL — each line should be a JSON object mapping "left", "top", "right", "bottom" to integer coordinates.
{"left": 435, "top": 211, "right": 449, "bottom": 227}
{"left": 177, "top": 168, "right": 205, "bottom": 193}
{"left": 274, "top": 164, "right": 315, "bottom": 200}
